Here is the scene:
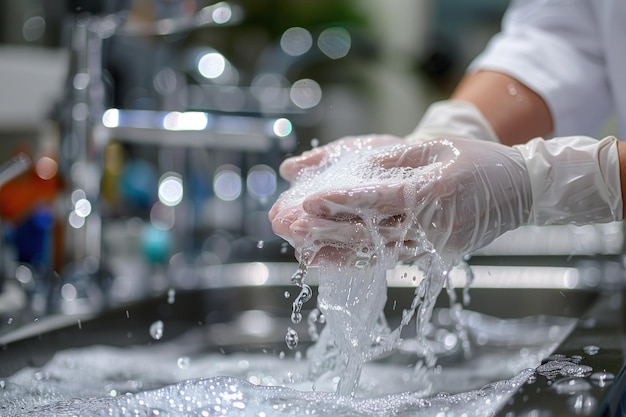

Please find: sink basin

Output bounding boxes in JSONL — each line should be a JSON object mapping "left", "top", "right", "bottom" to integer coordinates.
{"left": 0, "top": 259, "right": 624, "bottom": 416}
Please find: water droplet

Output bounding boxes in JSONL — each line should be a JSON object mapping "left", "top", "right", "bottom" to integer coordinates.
{"left": 177, "top": 356, "right": 190, "bottom": 369}
{"left": 149, "top": 320, "right": 164, "bottom": 340}
{"left": 298, "top": 284, "right": 312, "bottom": 302}
{"left": 291, "top": 284, "right": 312, "bottom": 324}
{"left": 583, "top": 345, "right": 600, "bottom": 355}
{"left": 310, "top": 138, "right": 319, "bottom": 148}
{"left": 167, "top": 289, "right": 176, "bottom": 304}
{"left": 285, "top": 327, "right": 299, "bottom": 350}
{"left": 354, "top": 258, "right": 369, "bottom": 269}
{"left": 291, "top": 312, "right": 302, "bottom": 324}
{"left": 590, "top": 371, "right": 615, "bottom": 387}
{"left": 0, "top": 380, "right": 5, "bottom": 389}
{"left": 290, "top": 262, "right": 307, "bottom": 286}
{"left": 553, "top": 377, "right": 592, "bottom": 394}
{"left": 280, "top": 242, "right": 289, "bottom": 254}
{"left": 6, "top": 318, "right": 12, "bottom": 325}
{"left": 256, "top": 240, "right": 265, "bottom": 249}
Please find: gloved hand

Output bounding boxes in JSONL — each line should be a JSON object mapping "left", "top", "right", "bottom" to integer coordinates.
{"left": 271, "top": 137, "right": 532, "bottom": 264}
{"left": 270, "top": 135, "right": 622, "bottom": 265}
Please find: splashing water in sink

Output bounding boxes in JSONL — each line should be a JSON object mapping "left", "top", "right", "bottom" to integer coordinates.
{"left": 272, "top": 142, "right": 466, "bottom": 396}
{"left": 1, "top": 309, "right": 574, "bottom": 416}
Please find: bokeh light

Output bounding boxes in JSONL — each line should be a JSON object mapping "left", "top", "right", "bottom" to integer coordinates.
{"left": 272, "top": 118, "right": 292, "bottom": 137}
{"left": 198, "top": 52, "right": 226, "bottom": 79}
{"left": 251, "top": 73, "right": 289, "bottom": 105}
{"left": 22, "top": 16, "right": 45, "bottom": 42}
{"left": 150, "top": 201, "right": 176, "bottom": 230}
{"left": 318, "top": 27, "right": 351, "bottom": 59}
{"left": 214, "top": 166, "right": 242, "bottom": 201}
{"left": 211, "top": 2, "right": 233, "bottom": 24}
{"left": 162, "top": 111, "right": 208, "bottom": 131}
{"left": 35, "top": 156, "right": 58, "bottom": 180}
{"left": 247, "top": 165, "right": 277, "bottom": 198}
{"left": 290, "top": 79, "right": 322, "bottom": 109}
{"left": 158, "top": 172, "right": 184, "bottom": 207}
{"left": 102, "top": 108, "right": 119, "bottom": 128}
{"left": 74, "top": 198, "right": 92, "bottom": 218}
{"left": 280, "top": 27, "right": 313, "bottom": 57}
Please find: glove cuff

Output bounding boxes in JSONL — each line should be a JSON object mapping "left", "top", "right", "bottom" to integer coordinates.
{"left": 514, "top": 136, "right": 623, "bottom": 225}
{"left": 406, "top": 100, "right": 500, "bottom": 143}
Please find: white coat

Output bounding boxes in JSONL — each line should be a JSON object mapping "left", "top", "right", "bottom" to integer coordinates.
{"left": 470, "top": 0, "right": 626, "bottom": 139}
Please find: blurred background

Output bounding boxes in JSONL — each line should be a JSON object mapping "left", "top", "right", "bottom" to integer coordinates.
{"left": 0, "top": 0, "right": 510, "bottom": 314}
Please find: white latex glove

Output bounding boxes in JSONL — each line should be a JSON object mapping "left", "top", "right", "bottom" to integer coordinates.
{"left": 405, "top": 100, "right": 500, "bottom": 143}
{"left": 271, "top": 137, "right": 532, "bottom": 264}
{"left": 516, "top": 135, "right": 622, "bottom": 225}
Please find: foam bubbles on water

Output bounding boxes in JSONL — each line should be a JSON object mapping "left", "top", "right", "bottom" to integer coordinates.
{"left": 4, "top": 370, "right": 533, "bottom": 417}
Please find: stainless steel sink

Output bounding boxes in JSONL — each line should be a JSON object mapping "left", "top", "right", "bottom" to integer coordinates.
{"left": 0, "top": 258, "right": 624, "bottom": 416}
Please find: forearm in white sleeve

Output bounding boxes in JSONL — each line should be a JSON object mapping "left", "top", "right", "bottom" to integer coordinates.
{"left": 515, "top": 136, "right": 623, "bottom": 225}
{"left": 406, "top": 100, "right": 500, "bottom": 143}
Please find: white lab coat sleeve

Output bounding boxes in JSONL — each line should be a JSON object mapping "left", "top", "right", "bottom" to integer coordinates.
{"left": 469, "top": 0, "right": 612, "bottom": 138}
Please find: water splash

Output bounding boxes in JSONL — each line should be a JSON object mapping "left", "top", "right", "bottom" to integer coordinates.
{"left": 285, "top": 258, "right": 313, "bottom": 349}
